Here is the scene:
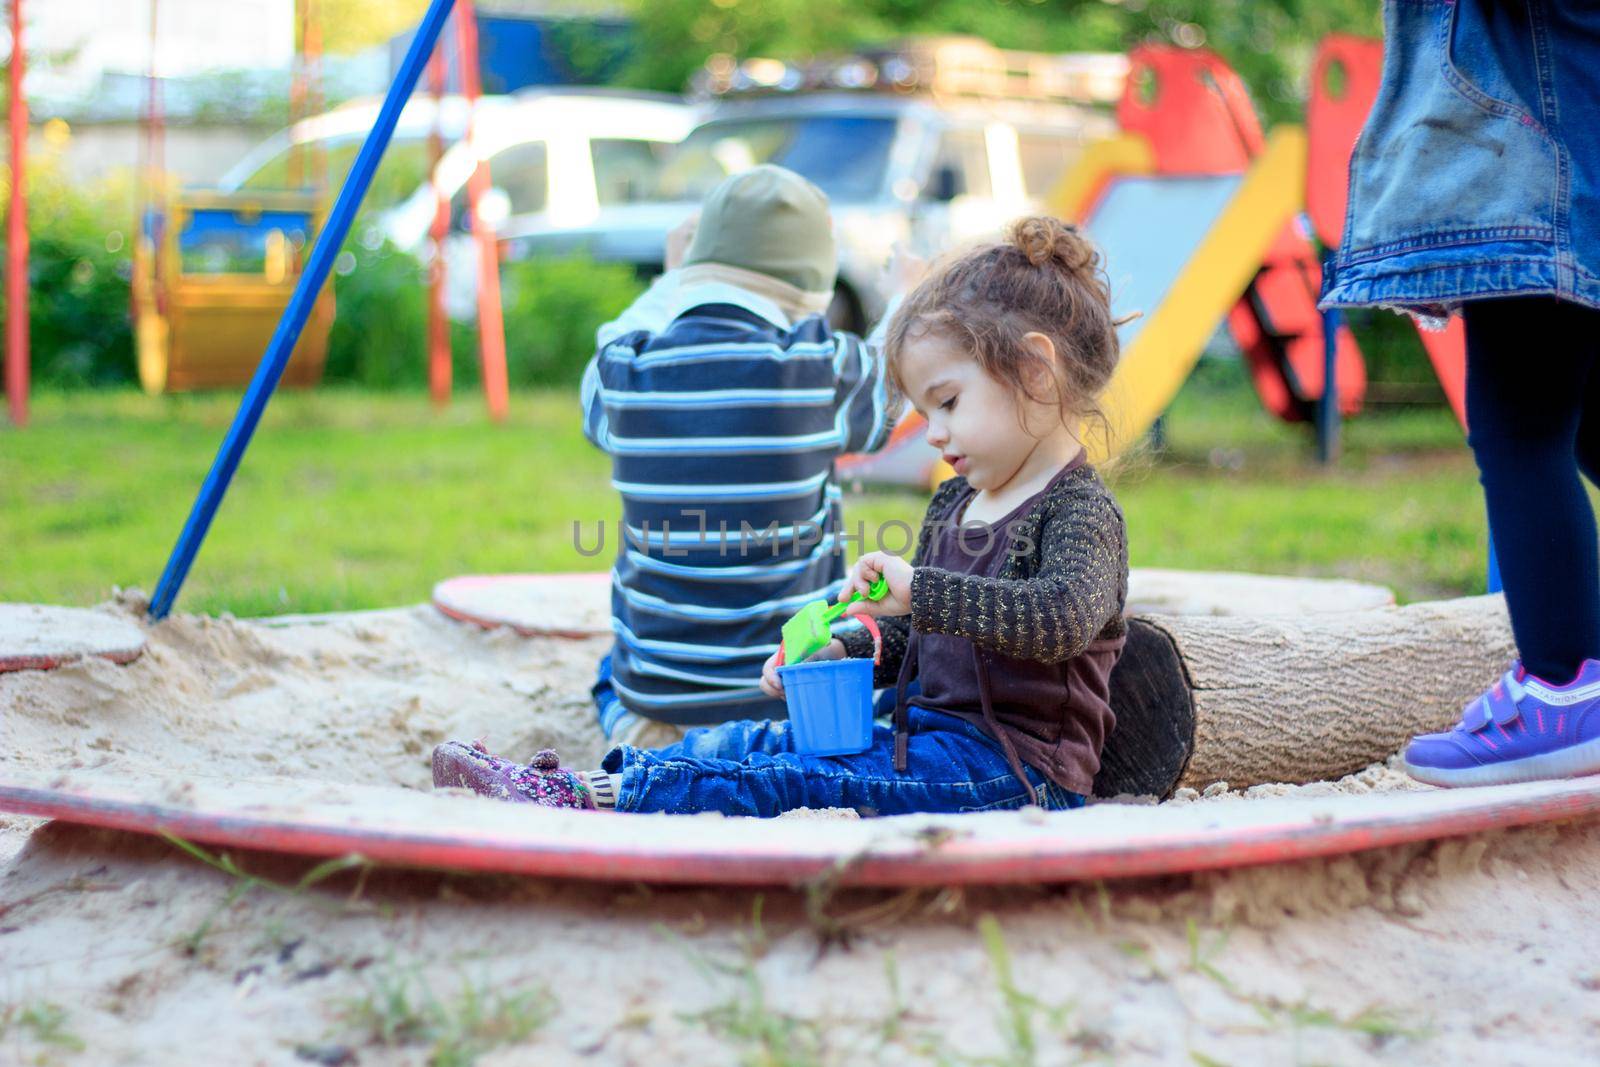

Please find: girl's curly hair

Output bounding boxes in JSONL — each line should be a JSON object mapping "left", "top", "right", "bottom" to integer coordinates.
{"left": 885, "top": 216, "right": 1121, "bottom": 450}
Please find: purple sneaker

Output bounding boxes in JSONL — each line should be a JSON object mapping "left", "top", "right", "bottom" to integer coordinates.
{"left": 1404, "top": 659, "right": 1600, "bottom": 787}
{"left": 432, "top": 741, "right": 594, "bottom": 808}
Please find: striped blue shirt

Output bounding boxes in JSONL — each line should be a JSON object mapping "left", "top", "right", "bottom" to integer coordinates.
{"left": 581, "top": 274, "right": 895, "bottom": 724}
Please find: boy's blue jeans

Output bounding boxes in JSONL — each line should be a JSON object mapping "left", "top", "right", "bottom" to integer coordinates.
{"left": 599, "top": 705, "right": 1086, "bottom": 817}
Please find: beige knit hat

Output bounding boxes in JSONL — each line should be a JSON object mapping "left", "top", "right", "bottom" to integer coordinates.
{"left": 684, "top": 164, "right": 838, "bottom": 297}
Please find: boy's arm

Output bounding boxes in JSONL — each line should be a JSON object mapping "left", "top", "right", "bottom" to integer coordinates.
{"left": 832, "top": 294, "right": 905, "bottom": 455}
{"left": 908, "top": 493, "right": 1126, "bottom": 663}
{"left": 579, "top": 351, "right": 608, "bottom": 449}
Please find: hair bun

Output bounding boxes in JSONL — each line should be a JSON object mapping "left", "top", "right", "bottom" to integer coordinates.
{"left": 1009, "top": 215, "right": 1096, "bottom": 274}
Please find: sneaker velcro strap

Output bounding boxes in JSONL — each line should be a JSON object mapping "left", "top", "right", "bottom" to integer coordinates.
{"left": 1460, "top": 699, "right": 1493, "bottom": 733}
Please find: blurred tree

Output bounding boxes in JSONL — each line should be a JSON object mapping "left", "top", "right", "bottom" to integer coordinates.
{"left": 319, "top": 0, "right": 430, "bottom": 55}
{"left": 544, "top": 18, "right": 636, "bottom": 85}
{"left": 1112, "top": 0, "right": 1381, "bottom": 122}
{"left": 299, "top": 0, "right": 1381, "bottom": 120}
{"left": 0, "top": 156, "right": 137, "bottom": 388}
{"left": 614, "top": 0, "right": 1382, "bottom": 123}
{"left": 620, "top": 0, "right": 891, "bottom": 93}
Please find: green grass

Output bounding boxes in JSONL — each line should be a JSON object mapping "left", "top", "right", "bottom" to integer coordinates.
{"left": 2, "top": 388, "right": 624, "bottom": 614}
{"left": 334, "top": 957, "right": 554, "bottom": 1067}
{"left": 0, "top": 1000, "right": 85, "bottom": 1055}
{"left": 0, "top": 361, "right": 1518, "bottom": 614}
{"left": 160, "top": 834, "right": 371, "bottom": 955}
{"left": 1178, "top": 917, "right": 1431, "bottom": 1062}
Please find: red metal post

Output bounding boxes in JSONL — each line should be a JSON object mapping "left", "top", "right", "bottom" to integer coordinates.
{"left": 146, "top": 0, "right": 166, "bottom": 318}
{"left": 5, "top": 0, "right": 28, "bottom": 428}
{"left": 453, "top": 0, "right": 509, "bottom": 422}
{"left": 288, "top": 1, "right": 328, "bottom": 190}
{"left": 426, "top": 42, "right": 451, "bottom": 407}
{"left": 289, "top": 0, "right": 307, "bottom": 186}
{"left": 305, "top": 0, "right": 325, "bottom": 190}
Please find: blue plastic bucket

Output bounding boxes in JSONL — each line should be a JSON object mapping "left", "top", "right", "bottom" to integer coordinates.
{"left": 776, "top": 657, "right": 876, "bottom": 756}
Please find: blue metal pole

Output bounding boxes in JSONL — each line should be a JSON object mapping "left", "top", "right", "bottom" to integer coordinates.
{"left": 1316, "top": 251, "right": 1341, "bottom": 465}
{"left": 148, "top": 0, "right": 457, "bottom": 620}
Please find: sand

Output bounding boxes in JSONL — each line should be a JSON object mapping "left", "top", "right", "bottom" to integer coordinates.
{"left": 2, "top": 593, "right": 1598, "bottom": 1065}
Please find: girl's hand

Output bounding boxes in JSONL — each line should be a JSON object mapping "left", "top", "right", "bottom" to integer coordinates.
{"left": 760, "top": 639, "right": 846, "bottom": 697}
{"left": 841, "top": 552, "right": 913, "bottom": 617}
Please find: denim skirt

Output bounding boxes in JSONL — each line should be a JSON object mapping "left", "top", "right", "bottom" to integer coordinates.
{"left": 1321, "top": 0, "right": 1600, "bottom": 318}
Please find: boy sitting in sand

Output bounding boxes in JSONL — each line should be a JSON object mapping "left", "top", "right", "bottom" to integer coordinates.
{"left": 579, "top": 165, "right": 903, "bottom": 746}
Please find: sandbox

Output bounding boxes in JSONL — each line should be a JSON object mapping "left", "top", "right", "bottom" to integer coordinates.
{"left": 5, "top": 581, "right": 1598, "bottom": 1066}
{"left": 0, "top": 573, "right": 1579, "bottom": 889}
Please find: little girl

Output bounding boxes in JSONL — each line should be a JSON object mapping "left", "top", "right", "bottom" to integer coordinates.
{"left": 433, "top": 217, "right": 1129, "bottom": 815}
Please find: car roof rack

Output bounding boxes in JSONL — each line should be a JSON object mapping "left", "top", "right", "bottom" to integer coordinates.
{"left": 692, "top": 36, "right": 1128, "bottom": 106}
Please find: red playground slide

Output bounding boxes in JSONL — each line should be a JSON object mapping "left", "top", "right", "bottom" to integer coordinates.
{"left": 1119, "top": 44, "right": 1366, "bottom": 422}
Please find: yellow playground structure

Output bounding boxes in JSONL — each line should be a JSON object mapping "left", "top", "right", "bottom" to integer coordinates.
{"left": 129, "top": 0, "right": 334, "bottom": 395}
{"left": 133, "top": 190, "right": 333, "bottom": 394}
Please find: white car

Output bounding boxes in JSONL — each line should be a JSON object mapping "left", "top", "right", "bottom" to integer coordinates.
{"left": 219, "top": 93, "right": 513, "bottom": 216}
{"left": 501, "top": 88, "right": 1117, "bottom": 332}
{"left": 221, "top": 89, "right": 694, "bottom": 314}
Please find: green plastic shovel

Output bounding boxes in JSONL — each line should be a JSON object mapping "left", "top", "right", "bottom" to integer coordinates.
{"left": 777, "top": 576, "right": 890, "bottom": 666}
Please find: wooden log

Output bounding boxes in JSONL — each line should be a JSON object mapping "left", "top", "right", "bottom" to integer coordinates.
{"left": 1097, "top": 596, "right": 1515, "bottom": 798}
{"left": 1096, "top": 618, "right": 1195, "bottom": 797}
{"left": 427, "top": 569, "right": 1398, "bottom": 639}
{"left": 1127, "top": 568, "right": 1393, "bottom": 617}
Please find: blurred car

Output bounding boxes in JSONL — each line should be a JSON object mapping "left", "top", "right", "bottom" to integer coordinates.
{"left": 500, "top": 40, "right": 1125, "bottom": 331}
{"left": 221, "top": 89, "right": 694, "bottom": 315}
{"left": 219, "top": 93, "right": 511, "bottom": 216}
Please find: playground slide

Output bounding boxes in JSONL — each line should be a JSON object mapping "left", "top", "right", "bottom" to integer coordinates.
{"left": 1117, "top": 46, "right": 1366, "bottom": 425}
{"left": 838, "top": 46, "right": 1363, "bottom": 487}
{"left": 1073, "top": 128, "right": 1310, "bottom": 460}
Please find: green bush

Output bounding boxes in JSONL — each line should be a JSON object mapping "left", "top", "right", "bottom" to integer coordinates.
{"left": 0, "top": 157, "right": 136, "bottom": 389}
{"left": 1344, "top": 308, "right": 1445, "bottom": 391}
{"left": 326, "top": 240, "right": 642, "bottom": 390}
{"left": 497, "top": 254, "right": 643, "bottom": 387}
{"left": 323, "top": 235, "right": 429, "bottom": 389}
{"left": 20, "top": 230, "right": 135, "bottom": 388}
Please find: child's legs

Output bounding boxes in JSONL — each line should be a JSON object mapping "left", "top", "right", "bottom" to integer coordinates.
{"left": 603, "top": 707, "right": 1083, "bottom": 817}
{"left": 1577, "top": 355, "right": 1600, "bottom": 490}
{"left": 1464, "top": 297, "right": 1600, "bottom": 682}
{"left": 642, "top": 717, "right": 801, "bottom": 762}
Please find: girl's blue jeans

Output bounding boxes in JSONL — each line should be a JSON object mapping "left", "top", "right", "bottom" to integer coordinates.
{"left": 599, "top": 705, "right": 1086, "bottom": 817}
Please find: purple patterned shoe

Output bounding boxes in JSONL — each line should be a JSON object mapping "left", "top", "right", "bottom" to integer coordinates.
{"left": 432, "top": 741, "right": 593, "bottom": 808}
{"left": 1404, "top": 660, "right": 1600, "bottom": 787}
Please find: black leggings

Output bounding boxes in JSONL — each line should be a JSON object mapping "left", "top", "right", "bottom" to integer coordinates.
{"left": 1464, "top": 297, "right": 1600, "bottom": 683}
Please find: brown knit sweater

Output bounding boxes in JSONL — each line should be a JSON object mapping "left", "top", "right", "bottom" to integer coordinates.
{"left": 838, "top": 463, "right": 1129, "bottom": 796}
